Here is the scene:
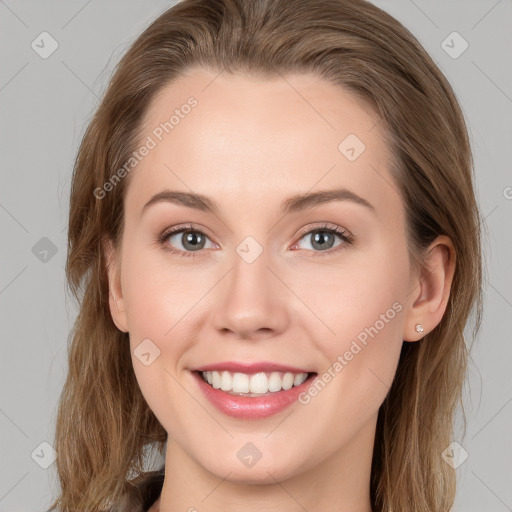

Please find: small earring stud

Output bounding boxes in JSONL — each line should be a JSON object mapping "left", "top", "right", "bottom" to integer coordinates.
{"left": 415, "top": 323, "right": 424, "bottom": 333}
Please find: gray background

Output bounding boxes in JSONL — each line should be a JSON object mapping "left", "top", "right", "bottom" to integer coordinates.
{"left": 0, "top": 1, "right": 511, "bottom": 510}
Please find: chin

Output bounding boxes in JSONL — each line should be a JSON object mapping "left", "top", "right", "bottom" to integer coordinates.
{"left": 198, "top": 447, "right": 305, "bottom": 485}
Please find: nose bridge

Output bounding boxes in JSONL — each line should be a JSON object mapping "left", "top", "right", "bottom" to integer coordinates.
{"left": 228, "top": 238, "right": 276, "bottom": 308}
{"left": 212, "top": 236, "right": 289, "bottom": 337}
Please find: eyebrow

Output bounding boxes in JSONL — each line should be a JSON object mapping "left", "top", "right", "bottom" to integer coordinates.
{"left": 140, "top": 188, "right": 375, "bottom": 218}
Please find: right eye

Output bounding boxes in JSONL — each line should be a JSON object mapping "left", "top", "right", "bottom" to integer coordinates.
{"left": 159, "top": 225, "right": 216, "bottom": 258}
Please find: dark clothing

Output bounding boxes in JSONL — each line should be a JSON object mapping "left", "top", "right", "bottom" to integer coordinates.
{"left": 108, "top": 467, "right": 165, "bottom": 512}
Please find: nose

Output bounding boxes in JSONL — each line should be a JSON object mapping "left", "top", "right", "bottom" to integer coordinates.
{"left": 211, "top": 247, "right": 290, "bottom": 340}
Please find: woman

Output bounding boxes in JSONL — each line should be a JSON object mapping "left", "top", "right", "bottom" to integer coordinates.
{"left": 48, "top": 0, "right": 484, "bottom": 510}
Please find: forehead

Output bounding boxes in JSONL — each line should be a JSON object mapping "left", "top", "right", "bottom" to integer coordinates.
{"left": 126, "top": 68, "right": 402, "bottom": 225}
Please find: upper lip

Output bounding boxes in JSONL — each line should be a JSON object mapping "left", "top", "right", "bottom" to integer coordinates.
{"left": 192, "top": 361, "right": 314, "bottom": 374}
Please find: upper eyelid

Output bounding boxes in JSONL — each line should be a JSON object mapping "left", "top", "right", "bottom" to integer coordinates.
{"left": 295, "top": 223, "right": 349, "bottom": 238}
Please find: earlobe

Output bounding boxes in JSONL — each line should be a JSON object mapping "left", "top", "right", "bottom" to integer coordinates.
{"left": 103, "top": 237, "right": 129, "bottom": 333}
{"left": 403, "top": 235, "right": 456, "bottom": 342}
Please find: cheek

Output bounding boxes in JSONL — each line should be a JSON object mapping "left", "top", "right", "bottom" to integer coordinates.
{"left": 120, "top": 250, "right": 194, "bottom": 405}
{"left": 121, "top": 246, "right": 201, "bottom": 337}
{"left": 304, "top": 244, "right": 408, "bottom": 402}
{"left": 123, "top": 255, "right": 198, "bottom": 426}
{"left": 298, "top": 244, "right": 408, "bottom": 343}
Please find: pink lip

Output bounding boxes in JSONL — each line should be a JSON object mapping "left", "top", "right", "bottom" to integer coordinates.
{"left": 192, "top": 361, "right": 312, "bottom": 373}
{"left": 191, "top": 370, "right": 317, "bottom": 419}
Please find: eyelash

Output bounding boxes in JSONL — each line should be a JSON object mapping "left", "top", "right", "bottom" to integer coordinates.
{"left": 157, "top": 223, "right": 354, "bottom": 259}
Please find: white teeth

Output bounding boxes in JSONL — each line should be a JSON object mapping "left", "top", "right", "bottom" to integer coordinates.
{"left": 220, "top": 371, "right": 232, "bottom": 391}
{"left": 268, "top": 372, "right": 282, "bottom": 392}
{"left": 232, "top": 372, "right": 250, "bottom": 393}
{"left": 293, "top": 373, "right": 306, "bottom": 386}
{"left": 249, "top": 372, "right": 269, "bottom": 394}
{"left": 211, "top": 371, "right": 220, "bottom": 389}
{"left": 201, "top": 370, "right": 309, "bottom": 395}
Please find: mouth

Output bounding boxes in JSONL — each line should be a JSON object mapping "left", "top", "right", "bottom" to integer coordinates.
{"left": 194, "top": 369, "right": 317, "bottom": 397}
{"left": 191, "top": 369, "right": 318, "bottom": 419}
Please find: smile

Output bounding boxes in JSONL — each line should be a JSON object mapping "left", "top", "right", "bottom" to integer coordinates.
{"left": 200, "top": 370, "right": 310, "bottom": 395}
{"left": 191, "top": 370, "right": 318, "bottom": 419}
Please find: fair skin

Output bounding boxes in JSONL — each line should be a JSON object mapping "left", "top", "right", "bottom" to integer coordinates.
{"left": 105, "top": 69, "right": 455, "bottom": 512}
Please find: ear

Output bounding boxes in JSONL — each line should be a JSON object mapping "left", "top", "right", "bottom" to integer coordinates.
{"left": 403, "top": 235, "right": 456, "bottom": 342}
{"left": 104, "top": 237, "right": 129, "bottom": 333}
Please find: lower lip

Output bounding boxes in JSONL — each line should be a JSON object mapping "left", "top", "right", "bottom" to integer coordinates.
{"left": 191, "top": 371, "right": 317, "bottom": 419}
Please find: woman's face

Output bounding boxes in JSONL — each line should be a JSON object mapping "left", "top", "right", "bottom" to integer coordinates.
{"left": 106, "top": 69, "right": 421, "bottom": 484}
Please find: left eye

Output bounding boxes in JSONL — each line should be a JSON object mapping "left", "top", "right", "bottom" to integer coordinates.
{"left": 293, "top": 227, "right": 351, "bottom": 252}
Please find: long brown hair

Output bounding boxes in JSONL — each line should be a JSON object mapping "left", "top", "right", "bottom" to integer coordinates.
{"left": 49, "top": 0, "right": 484, "bottom": 510}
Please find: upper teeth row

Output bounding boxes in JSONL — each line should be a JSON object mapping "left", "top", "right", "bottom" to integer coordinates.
{"left": 201, "top": 370, "right": 308, "bottom": 394}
